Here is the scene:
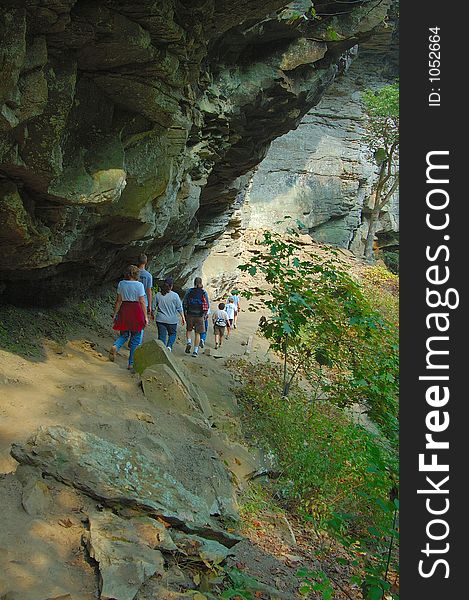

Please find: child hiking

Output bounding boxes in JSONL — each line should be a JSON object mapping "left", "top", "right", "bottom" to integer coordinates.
{"left": 231, "top": 290, "right": 241, "bottom": 328}
{"left": 224, "top": 296, "right": 236, "bottom": 337}
{"left": 182, "top": 277, "right": 209, "bottom": 357}
{"left": 212, "top": 302, "right": 231, "bottom": 350}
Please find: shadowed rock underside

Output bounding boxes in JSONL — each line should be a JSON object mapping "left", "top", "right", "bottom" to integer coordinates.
{"left": 0, "top": 0, "right": 391, "bottom": 304}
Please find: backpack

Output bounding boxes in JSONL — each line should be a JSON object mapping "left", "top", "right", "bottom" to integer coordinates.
{"left": 215, "top": 312, "right": 227, "bottom": 327}
{"left": 186, "top": 287, "right": 208, "bottom": 316}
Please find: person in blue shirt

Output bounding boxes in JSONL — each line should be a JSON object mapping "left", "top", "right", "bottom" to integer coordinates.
{"left": 182, "top": 277, "right": 209, "bottom": 357}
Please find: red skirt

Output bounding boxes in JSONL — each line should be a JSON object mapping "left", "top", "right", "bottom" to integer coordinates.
{"left": 113, "top": 301, "right": 146, "bottom": 332}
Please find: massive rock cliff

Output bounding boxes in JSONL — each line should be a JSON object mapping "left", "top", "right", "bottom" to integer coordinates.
{"left": 0, "top": 0, "right": 391, "bottom": 304}
{"left": 245, "top": 22, "right": 399, "bottom": 256}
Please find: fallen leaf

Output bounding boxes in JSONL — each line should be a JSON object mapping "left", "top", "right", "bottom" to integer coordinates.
{"left": 58, "top": 518, "right": 74, "bottom": 528}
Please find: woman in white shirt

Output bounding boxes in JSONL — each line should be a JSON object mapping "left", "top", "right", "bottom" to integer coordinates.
{"left": 110, "top": 265, "right": 148, "bottom": 369}
{"left": 153, "top": 277, "right": 185, "bottom": 351}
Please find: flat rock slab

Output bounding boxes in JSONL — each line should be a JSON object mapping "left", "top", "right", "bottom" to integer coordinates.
{"left": 141, "top": 364, "right": 196, "bottom": 415}
{"left": 134, "top": 340, "right": 213, "bottom": 419}
{"left": 11, "top": 426, "right": 210, "bottom": 529}
{"left": 84, "top": 510, "right": 165, "bottom": 600}
{"left": 172, "top": 531, "right": 234, "bottom": 566}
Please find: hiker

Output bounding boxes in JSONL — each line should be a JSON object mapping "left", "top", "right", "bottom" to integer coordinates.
{"left": 137, "top": 253, "right": 153, "bottom": 322}
{"left": 182, "top": 277, "right": 209, "bottom": 357}
{"left": 212, "top": 302, "right": 231, "bottom": 350}
{"left": 153, "top": 277, "right": 185, "bottom": 351}
{"left": 224, "top": 296, "right": 236, "bottom": 338}
{"left": 231, "top": 291, "right": 241, "bottom": 328}
{"left": 110, "top": 265, "right": 148, "bottom": 369}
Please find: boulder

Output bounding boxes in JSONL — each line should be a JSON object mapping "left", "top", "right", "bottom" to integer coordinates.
{"left": 84, "top": 510, "right": 166, "bottom": 600}
{"left": 141, "top": 364, "right": 197, "bottom": 416}
{"left": 171, "top": 531, "right": 234, "bottom": 566}
{"left": 134, "top": 340, "right": 213, "bottom": 419}
{"left": 11, "top": 426, "right": 240, "bottom": 546}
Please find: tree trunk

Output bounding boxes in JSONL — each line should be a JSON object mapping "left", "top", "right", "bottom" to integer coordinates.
{"left": 282, "top": 342, "right": 289, "bottom": 397}
{"left": 364, "top": 207, "right": 380, "bottom": 261}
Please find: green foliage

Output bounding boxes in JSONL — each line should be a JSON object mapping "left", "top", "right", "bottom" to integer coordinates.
{"left": 362, "top": 82, "right": 399, "bottom": 170}
{"left": 238, "top": 227, "right": 399, "bottom": 447}
{"left": 221, "top": 568, "right": 281, "bottom": 599}
{"left": 325, "top": 25, "right": 341, "bottom": 41}
{"left": 221, "top": 588, "right": 253, "bottom": 600}
{"left": 238, "top": 482, "right": 281, "bottom": 521}
{"left": 361, "top": 265, "right": 399, "bottom": 324}
{"left": 362, "top": 82, "right": 399, "bottom": 259}
{"left": 328, "top": 493, "right": 399, "bottom": 600}
{"left": 236, "top": 362, "right": 397, "bottom": 535}
{"left": 238, "top": 226, "right": 399, "bottom": 596}
{"left": 297, "top": 568, "right": 334, "bottom": 599}
{"left": 363, "top": 84, "right": 399, "bottom": 121}
{"left": 236, "top": 361, "right": 399, "bottom": 599}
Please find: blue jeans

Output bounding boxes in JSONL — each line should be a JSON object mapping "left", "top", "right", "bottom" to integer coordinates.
{"left": 200, "top": 317, "right": 209, "bottom": 343}
{"left": 114, "top": 330, "right": 143, "bottom": 366}
{"left": 156, "top": 322, "right": 178, "bottom": 349}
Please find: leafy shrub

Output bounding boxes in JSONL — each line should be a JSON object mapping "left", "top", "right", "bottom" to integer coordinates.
{"left": 236, "top": 362, "right": 397, "bottom": 536}
{"left": 235, "top": 361, "right": 399, "bottom": 599}
{"left": 239, "top": 228, "right": 399, "bottom": 447}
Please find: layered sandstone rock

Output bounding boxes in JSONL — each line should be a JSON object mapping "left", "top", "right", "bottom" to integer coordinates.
{"left": 245, "top": 25, "right": 399, "bottom": 255}
{"left": 0, "top": 0, "right": 391, "bottom": 304}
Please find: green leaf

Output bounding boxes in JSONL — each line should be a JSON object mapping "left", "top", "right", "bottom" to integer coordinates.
{"left": 374, "top": 147, "right": 387, "bottom": 165}
{"left": 366, "top": 586, "right": 385, "bottom": 600}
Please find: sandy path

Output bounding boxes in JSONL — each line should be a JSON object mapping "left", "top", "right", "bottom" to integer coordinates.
{"left": 0, "top": 299, "right": 268, "bottom": 599}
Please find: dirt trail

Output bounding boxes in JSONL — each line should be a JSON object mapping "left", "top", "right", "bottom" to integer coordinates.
{"left": 0, "top": 234, "right": 369, "bottom": 599}
{"left": 0, "top": 299, "right": 277, "bottom": 599}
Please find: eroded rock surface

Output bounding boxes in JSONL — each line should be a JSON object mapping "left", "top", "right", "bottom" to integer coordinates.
{"left": 0, "top": 0, "right": 391, "bottom": 303}
{"left": 84, "top": 511, "right": 166, "bottom": 600}
{"left": 134, "top": 339, "right": 213, "bottom": 419}
{"left": 244, "top": 19, "right": 399, "bottom": 255}
{"left": 11, "top": 425, "right": 239, "bottom": 541}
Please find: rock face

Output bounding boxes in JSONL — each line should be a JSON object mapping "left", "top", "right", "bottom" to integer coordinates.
{"left": 0, "top": 0, "right": 392, "bottom": 304}
{"left": 84, "top": 511, "right": 166, "bottom": 600}
{"left": 10, "top": 424, "right": 240, "bottom": 547}
{"left": 134, "top": 339, "right": 213, "bottom": 419}
{"left": 244, "top": 27, "right": 399, "bottom": 256}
